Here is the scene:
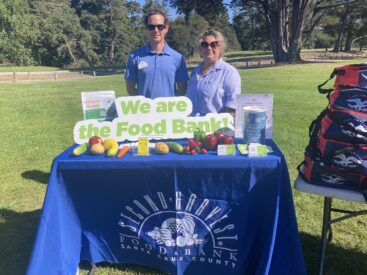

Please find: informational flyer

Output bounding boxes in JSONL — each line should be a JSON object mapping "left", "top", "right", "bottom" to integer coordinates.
{"left": 235, "top": 94, "right": 273, "bottom": 139}
{"left": 81, "top": 91, "right": 116, "bottom": 121}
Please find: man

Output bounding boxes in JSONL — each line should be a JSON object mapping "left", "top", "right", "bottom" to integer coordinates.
{"left": 125, "top": 10, "right": 189, "bottom": 98}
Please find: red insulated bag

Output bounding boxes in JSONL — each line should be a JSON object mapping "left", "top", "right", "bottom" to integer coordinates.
{"left": 316, "top": 132, "right": 367, "bottom": 156}
{"left": 299, "top": 63, "right": 367, "bottom": 200}
{"left": 300, "top": 155, "right": 367, "bottom": 192}
{"left": 302, "top": 154, "right": 367, "bottom": 191}
{"left": 320, "top": 108, "right": 367, "bottom": 144}
{"left": 329, "top": 85, "right": 367, "bottom": 113}
{"left": 318, "top": 64, "right": 367, "bottom": 94}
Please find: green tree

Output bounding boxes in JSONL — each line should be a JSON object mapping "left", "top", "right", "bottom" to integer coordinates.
{"left": 233, "top": 4, "right": 270, "bottom": 50}
{"left": 312, "top": 1, "right": 366, "bottom": 52}
{"left": 72, "top": 0, "right": 143, "bottom": 66}
{"left": 0, "top": 0, "right": 38, "bottom": 65}
{"left": 167, "top": 12, "right": 209, "bottom": 60}
{"left": 168, "top": 0, "right": 226, "bottom": 25}
{"left": 30, "top": 0, "right": 96, "bottom": 67}
{"left": 232, "top": 0, "right": 355, "bottom": 62}
{"left": 168, "top": 0, "right": 240, "bottom": 51}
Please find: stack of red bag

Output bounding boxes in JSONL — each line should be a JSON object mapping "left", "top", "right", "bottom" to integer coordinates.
{"left": 299, "top": 64, "right": 367, "bottom": 200}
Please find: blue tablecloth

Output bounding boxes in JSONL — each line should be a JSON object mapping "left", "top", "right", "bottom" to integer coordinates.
{"left": 27, "top": 140, "right": 306, "bottom": 275}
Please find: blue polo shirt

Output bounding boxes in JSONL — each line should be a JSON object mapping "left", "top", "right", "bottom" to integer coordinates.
{"left": 186, "top": 59, "right": 241, "bottom": 115}
{"left": 125, "top": 43, "right": 189, "bottom": 98}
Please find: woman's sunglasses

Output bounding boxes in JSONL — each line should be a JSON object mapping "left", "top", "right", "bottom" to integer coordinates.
{"left": 147, "top": 24, "right": 166, "bottom": 31}
{"left": 200, "top": 41, "right": 219, "bottom": 49}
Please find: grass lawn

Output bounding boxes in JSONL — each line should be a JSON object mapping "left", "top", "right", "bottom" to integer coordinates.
{"left": 1, "top": 58, "right": 367, "bottom": 274}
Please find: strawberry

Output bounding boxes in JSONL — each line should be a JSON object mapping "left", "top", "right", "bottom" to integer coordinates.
{"left": 188, "top": 138, "right": 196, "bottom": 149}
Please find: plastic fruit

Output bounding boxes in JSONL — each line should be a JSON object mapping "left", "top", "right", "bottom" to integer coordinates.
{"left": 219, "top": 135, "right": 234, "bottom": 145}
{"left": 103, "top": 138, "right": 119, "bottom": 157}
{"left": 204, "top": 134, "right": 218, "bottom": 150}
{"left": 72, "top": 143, "right": 88, "bottom": 156}
{"left": 214, "top": 131, "right": 225, "bottom": 140}
{"left": 155, "top": 142, "right": 169, "bottom": 154}
{"left": 188, "top": 138, "right": 196, "bottom": 149}
{"left": 89, "top": 136, "right": 103, "bottom": 147}
{"left": 90, "top": 143, "right": 105, "bottom": 155}
{"left": 194, "top": 128, "right": 206, "bottom": 143}
{"left": 166, "top": 142, "right": 184, "bottom": 154}
{"left": 107, "top": 145, "right": 119, "bottom": 157}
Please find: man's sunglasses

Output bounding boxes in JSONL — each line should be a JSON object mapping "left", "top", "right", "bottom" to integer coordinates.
{"left": 200, "top": 41, "right": 219, "bottom": 49}
{"left": 147, "top": 24, "right": 166, "bottom": 31}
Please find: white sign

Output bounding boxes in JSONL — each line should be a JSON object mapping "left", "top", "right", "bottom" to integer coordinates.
{"left": 81, "top": 90, "right": 116, "bottom": 121}
{"left": 73, "top": 96, "right": 234, "bottom": 144}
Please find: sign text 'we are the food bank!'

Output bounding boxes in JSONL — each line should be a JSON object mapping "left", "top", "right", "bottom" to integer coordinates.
{"left": 73, "top": 96, "right": 234, "bottom": 144}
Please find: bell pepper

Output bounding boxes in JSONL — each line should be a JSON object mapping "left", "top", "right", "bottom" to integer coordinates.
{"left": 193, "top": 128, "right": 206, "bottom": 143}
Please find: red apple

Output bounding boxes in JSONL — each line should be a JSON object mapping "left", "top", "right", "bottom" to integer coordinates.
{"left": 204, "top": 134, "right": 218, "bottom": 150}
{"left": 219, "top": 135, "right": 234, "bottom": 145}
{"left": 214, "top": 131, "right": 225, "bottom": 140}
{"left": 88, "top": 136, "right": 103, "bottom": 147}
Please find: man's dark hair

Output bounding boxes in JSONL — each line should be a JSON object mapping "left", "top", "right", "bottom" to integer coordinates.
{"left": 144, "top": 10, "right": 168, "bottom": 26}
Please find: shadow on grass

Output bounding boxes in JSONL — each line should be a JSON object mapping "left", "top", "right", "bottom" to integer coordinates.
{"left": 21, "top": 170, "right": 49, "bottom": 184}
{"left": 78, "top": 261, "right": 166, "bottom": 275}
{"left": 0, "top": 208, "right": 41, "bottom": 275}
{"left": 299, "top": 232, "right": 367, "bottom": 275}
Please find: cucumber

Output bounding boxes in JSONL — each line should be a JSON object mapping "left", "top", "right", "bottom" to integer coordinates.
{"left": 72, "top": 143, "right": 88, "bottom": 156}
{"left": 166, "top": 142, "right": 184, "bottom": 154}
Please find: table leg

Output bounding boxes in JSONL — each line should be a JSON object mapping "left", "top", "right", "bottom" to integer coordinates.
{"left": 319, "top": 197, "right": 332, "bottom": 275}
{"left": 88, "top": 263, "right": 97, "bottom": 275}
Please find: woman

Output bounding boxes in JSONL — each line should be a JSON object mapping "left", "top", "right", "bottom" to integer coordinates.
{"left": 186, "top": 30, "right": 241, "bottom": 116}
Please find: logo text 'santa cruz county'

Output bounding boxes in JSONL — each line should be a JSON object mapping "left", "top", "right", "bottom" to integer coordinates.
{"left": 118, "top": 191, "right": 239, "bottom": 269}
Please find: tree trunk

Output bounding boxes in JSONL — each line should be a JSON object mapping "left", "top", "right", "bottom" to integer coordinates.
{"left": 344, "top": 20, "right": 353, "bottom": 52}
{"left": 288, "top": 0, "right": 309, "bottom": 62}
{"left": 332, "top": 3, "right": 350, "bottom": 52}
{"left": 263, "top": 0, "right": 289, "bottom": 62}
{"left": 110, "top": 37, "right": 116, "bottom": 63}
{"left": 263, "top": 0, "right": 309, "bottom": 63}
{"left": 62, "top": 36, "right": 77, "bottom": 65}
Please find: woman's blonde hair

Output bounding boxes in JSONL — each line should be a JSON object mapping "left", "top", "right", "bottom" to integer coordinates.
{"left": 197, "top": 30, "right": 227, "bottom": 58}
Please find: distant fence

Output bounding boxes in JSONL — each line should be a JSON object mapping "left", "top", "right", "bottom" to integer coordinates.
{"left": 302, "top": 51, "right": 367, "bottom": 61}
{"left": 0, "top": 68, "right": 124, "bottom": 83}
{"left": 1, "top": 53, "right": 366, "bottom": 83}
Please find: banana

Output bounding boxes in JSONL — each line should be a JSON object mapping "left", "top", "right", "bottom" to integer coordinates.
{"left": 103, "top": 138, "right": 119, "bottom": 157}
{"left": 107, "top": 146, "right": 119, "bottom": 157}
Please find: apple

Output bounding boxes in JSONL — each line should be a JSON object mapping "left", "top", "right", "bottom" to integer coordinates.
{"left": 204, "top": 134, "right": 218, "bottom": 150}
{"left": 219, "top": 135, "right": 234, "bottom": 145}
{"left": 88, "top": 136, "right": 103, "bottom": 147}
{"left": 214, "top": 131, "right": 225, "bottom": 140}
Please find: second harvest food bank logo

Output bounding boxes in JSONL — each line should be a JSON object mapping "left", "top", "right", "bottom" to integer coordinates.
{"left": 118, "top": 191, "right": 239, "bottom": 269}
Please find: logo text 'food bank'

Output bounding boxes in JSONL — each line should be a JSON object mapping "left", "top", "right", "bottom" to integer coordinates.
{"left": 118, "top": 191, "right": 239, "bottom": 270}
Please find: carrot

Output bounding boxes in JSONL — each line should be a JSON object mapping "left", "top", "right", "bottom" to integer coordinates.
{"left": 117, "top": 146, "right": 130, "bottom": 158}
